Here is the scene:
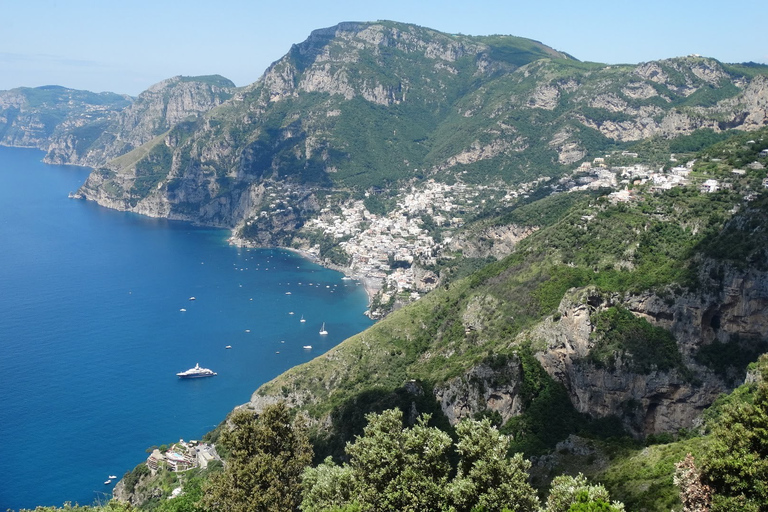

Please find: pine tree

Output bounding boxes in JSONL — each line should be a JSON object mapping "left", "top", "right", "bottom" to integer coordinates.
{"left": 203, "top": 403, "right": 312, "bottom": 512}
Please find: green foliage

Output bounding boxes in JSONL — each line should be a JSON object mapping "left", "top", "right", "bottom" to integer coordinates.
{"left": 545, "top": 474, "right": 619, "bottom": 512}
{"left": 589, "top": 306, "right": 687, "bottom": 376}
{"left": 312, "top": 383, "right": 452, "bottom": 465}
{"left": 700, "top": 194, "right": 768, "bottom": 270}
{"left": 203, "top": 403, "right": 312, "bottom": 512}
{"left": 449, "top": 418, "right": 540, "bottom": 512}
{"left": 678, "top": 81, "right": 740, "bottom": 108}
{"left": 362, "top": 193, "right": 395, "bottom": 216}
{"left": 346, "top": 409, "right": 453, "bottom": 511}
{"left": 154, "top": 474, "right": 206, "bottom": 512}
{"left": 695, "top": 334, "right": 768, "bottom": 383}
{"left": 503, "top": 346, "right": 591, "bottom": 456}
{"left": 566, "top": 493, "right": 623, "bottom": 512}
{"left": 177, "top": 75, "right": 235, "bottom": 89}
{"left": 495, "top": 191, "right": 597, "bottom": 229}
{"left": 721, "top": 62, "right": 768, "bottom": 79}
{"left": 19, "top": 502, "right": 133, "bottom": 512}
{"left": 701, "top": 355, "right": 768, "bottom": 510}
{"left": 668, "top": 128, "right": 732, "bottom": 153}
{"left": 303, "top": 409, "right": 540, "bottom": 512}
{"left": 131, "top": 142, "right": 173, "bottom": 203}
{"left": 300, "top": 457, "right": 357, "bottom": 512}
{"left": 123, "top": 461, "right": 150, "bottom": 494}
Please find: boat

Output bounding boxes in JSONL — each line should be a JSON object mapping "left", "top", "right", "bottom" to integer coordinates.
{"left": 225, "top": 345, "right": 232, "bottom": 349}
{"left": 300, "top": 315, "right": 306, "bottom": 323}
{"left": 109, "top": 475, "right": 117, "bottom": 480}
{"left": 188, "top": 296, "right": 196, "bottom": 301}
{"left": 179, "top": 308, "right": 186, "bottom": 312}
{"left": 176, "top": 363, "right": 217, "bottom": 379}
{"left": 319, "top": 323, "right": 328, "bottom": 335}
{"left": 104, "top": 480, "right": 112, "bottom": 485}
{"left": 303, "top": 345, "right": 312, "bottom": 349}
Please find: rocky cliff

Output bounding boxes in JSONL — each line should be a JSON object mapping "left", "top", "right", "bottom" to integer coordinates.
{"left": 44, "top": 75, "right": 235, "bottom": 168}
{"left": 66, "top": 23, "right": 768, "bottom": 251}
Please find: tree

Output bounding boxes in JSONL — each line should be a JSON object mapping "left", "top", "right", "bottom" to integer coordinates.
{"left": 448, "top": 418, "right": 539, "bottom": 512}
{"left": 345, "top": 409, "right": 452, "bottom": 511}
{"left": 203, "top": 403, "right": 312, "bottom": 512}
{"left": 701, "top": 363, "right": 768, "bottom": 511}
{"left": 300, "top": 409, "right": 541, "bottom": 512}
{"left": 545, "top": 473, "right": 624, "bottom": 512}
{"left": 300, "top": 457, "right": 356, "bottom": 512}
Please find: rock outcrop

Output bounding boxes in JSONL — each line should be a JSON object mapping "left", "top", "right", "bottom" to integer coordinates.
{"left": 525, "top": 263, "right": 768, "bottom": 436}
{"left": 434, "top": 358, "right": 524, "bottom": 424}
{"left": 44, "top": 75, "right": 235, "bottom": 167}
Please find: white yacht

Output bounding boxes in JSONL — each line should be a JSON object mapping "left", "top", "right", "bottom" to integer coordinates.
{"left": 176, "top": 363, "right": 217, "bottom": 379}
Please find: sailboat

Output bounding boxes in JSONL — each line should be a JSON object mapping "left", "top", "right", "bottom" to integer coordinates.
{"left": 300, "top": 315, "right": 306, "bottom": 323}
{"left": 319, "top": 322, "right": 328, "bottom": 335}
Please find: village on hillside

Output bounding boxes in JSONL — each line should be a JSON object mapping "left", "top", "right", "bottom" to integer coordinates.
{"left": 297, "top": 143, "right": 768, "bottom": 316}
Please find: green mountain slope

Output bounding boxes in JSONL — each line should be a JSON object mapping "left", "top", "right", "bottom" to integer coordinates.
{"left": 245, "top": 126, "right": 768, "bottom": 461}
{"left": 43, "top": 75, "right": 235, "bottom": 168}
{"left": 73, "top": 22, "right": 768, "bottom": 236}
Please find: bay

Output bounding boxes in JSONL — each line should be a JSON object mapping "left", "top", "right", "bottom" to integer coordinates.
{"left": 0, "top": 147, "right": 373, "bottom": 510}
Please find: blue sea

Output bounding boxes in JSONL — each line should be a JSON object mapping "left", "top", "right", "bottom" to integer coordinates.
{"left": 0, "top": 147, "right": 373, "bottom": 510}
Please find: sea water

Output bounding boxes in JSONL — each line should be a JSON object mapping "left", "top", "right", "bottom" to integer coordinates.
{"left": 0, "top": 147, "right": 373, "bottom": 510}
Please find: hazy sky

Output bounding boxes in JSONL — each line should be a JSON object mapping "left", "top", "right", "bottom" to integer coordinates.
{"left": 2, "top": 0, "right": 766, "bottom": 96}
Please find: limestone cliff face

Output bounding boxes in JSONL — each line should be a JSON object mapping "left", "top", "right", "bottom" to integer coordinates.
{"left": 447, "top": 224, "right": 538, "bottom": 260}
{"left": 434, "top": 358, "right": 524, "bottom": 425}
{"left": 419, "top": 262, "right": 768, "bottom": 437}
{"left": 526, "top": 264, "right": 768, "bottom": 435}
{"left": 44, "top": 76, "right": 234, "bottom": 167}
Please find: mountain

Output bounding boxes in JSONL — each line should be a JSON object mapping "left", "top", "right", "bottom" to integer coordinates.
{"left": 0, "top": 75, "right": 234, "bottom": 170}
{"left": 5, "top": 20, "right": 768, "bottom": 510}
{"left": 109, "top": 125, "right": 768, "bottom": 511}
{"left": 243, "top": 124, "right": 768, "bottom": 460}
{"left": 0, "top": 85, "right": 131, "bottom": 149}
{"left": 68, "top": 21, "right": 768, "bottom": 237}
{"left": 43, "top": 75, "right": 235, "bottom": 167}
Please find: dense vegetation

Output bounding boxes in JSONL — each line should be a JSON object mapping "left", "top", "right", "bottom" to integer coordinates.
{"left": 21, "top": 358, "right": 768, "bottom": 511}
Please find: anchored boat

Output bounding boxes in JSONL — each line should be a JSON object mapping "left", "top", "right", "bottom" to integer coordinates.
{"left": 176, "top": 363, "right": 217, "bottom": 379}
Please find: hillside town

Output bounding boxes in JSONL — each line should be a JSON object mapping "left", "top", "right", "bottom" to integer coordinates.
{"left": 297, "top": 147, "right": 767, "bottom": 316}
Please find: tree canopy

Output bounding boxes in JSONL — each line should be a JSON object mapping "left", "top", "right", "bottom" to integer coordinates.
{"left": 203, "top": 403, "right": 312, "bottom": 512}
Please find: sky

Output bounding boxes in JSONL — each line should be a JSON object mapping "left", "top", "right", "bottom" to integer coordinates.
{"left": 1, "top": 0, "right": 767, "bottom": 96}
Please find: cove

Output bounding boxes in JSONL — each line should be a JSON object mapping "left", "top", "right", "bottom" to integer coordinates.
{"left": 0, "top": 146, "right": 373, "bottom": 510}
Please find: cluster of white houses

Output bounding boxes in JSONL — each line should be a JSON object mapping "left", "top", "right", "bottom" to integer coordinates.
{"left": 146, "top": 439, "right": 218, "bottom": 473}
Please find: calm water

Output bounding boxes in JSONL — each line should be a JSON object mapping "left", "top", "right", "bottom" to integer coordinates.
{"left": 0, "top": 147, "right": 373, "bottom": 510}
